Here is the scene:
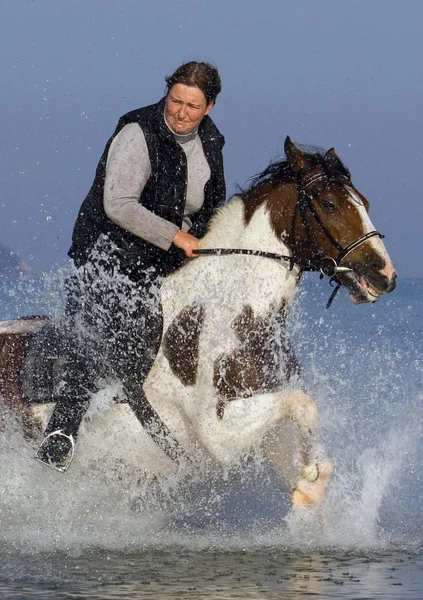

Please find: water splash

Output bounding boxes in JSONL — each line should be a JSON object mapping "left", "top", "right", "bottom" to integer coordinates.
{"left": 0, "top": 274, "right": 421, "bottom": 555}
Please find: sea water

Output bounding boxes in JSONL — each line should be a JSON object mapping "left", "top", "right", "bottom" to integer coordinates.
{"left": 0, "top": 270, "right": 422, "bottom": 599}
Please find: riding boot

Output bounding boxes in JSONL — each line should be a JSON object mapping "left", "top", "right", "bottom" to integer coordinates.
{"left": 37, "top": 345, "right": 97, "bottom": 467}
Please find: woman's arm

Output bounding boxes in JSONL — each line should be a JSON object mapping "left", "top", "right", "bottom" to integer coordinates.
{"left": 104, "top": 123, "right": 179, "bottom": 250}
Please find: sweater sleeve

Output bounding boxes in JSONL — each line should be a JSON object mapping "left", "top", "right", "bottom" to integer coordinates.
{"left": 104, "top": 123, "right": 179, "bottom": 250}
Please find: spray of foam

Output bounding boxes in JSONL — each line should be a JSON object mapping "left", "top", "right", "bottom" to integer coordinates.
{"left": 0, "top": 269, "right": 421, "bottom": 554}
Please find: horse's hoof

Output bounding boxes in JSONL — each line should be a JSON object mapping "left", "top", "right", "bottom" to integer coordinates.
{"left": 300, "top": 463, "right": 319, "bottom": 482}
{"left": 292, "top": 461, "right": 333, "bottom": 508}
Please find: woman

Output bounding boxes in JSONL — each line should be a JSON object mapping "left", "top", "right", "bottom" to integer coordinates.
{"left": 37, "top": 61, "right": 226, "bottom": 469}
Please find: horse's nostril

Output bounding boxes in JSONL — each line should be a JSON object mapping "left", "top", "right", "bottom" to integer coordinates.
{"left": 388, "top": 271, "right": 397, "bottom": 292}
{"left": 368, "top": 258, "right": 386, "bottom": 272}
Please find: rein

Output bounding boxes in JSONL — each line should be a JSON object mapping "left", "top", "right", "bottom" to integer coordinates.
{"left": 193, "top": 173, "right": 385, "bottom": 308}
{"left": 193, "top": 247, "right": 307, "bottom": 271}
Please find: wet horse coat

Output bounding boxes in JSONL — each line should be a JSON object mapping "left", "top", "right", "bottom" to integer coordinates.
{"left": 0, "top": 138, "right": 396, "bottom": 507}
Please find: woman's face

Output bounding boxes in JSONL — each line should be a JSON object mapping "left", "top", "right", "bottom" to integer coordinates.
{"left": 165, "top": 83, "right": 214, "bottom": 135}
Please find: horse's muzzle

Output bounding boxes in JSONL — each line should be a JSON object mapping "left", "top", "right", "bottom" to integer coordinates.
{"left": 338, "top": 265, "right": 397, "bottom": 304}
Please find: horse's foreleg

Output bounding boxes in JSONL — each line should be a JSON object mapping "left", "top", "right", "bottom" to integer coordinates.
{"left": 270, "top": 389, "right": 333, "bottom": 508}
{"left": 282, "top": 390, "right": 319, "bottom": 465}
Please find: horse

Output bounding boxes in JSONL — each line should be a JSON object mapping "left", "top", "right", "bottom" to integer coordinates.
{"left": 0, "top": 137, "right": 396, "bottom": 510}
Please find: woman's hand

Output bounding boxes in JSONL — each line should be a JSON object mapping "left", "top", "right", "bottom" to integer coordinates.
{"left": 172, "top": 230, "right": 199, "bottom": 257}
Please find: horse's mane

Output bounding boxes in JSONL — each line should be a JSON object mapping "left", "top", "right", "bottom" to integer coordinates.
{"left": 238, "top": 144, "right": 351, "bottom": 200}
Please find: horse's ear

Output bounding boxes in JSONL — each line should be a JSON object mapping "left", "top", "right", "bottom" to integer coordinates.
{"left": 284, "top": 136, "right": 312, "bottom": 173}
{"left": 324, "top": 147, "right": 344, "bottom": 171}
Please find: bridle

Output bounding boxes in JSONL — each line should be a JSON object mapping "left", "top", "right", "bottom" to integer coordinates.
{"left": 194, "top": 169, "right": 385, "bottom": 308}
{"left": 294, "top": 171, "right": 384, "bottom": 273}
{"left": 294, "top": 171, "right": 384, "bottom": 306}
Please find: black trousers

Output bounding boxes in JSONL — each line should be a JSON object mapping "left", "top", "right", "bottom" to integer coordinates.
{"left": 45, "top": 240, "right": 166, "bottom": 441}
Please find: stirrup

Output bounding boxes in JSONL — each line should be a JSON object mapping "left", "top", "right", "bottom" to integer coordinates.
{"left": 35, "top": 430, "right": 75, "bottom": 472}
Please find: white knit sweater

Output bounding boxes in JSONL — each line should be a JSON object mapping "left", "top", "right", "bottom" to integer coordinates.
{"left": 104, "top": 120, "right": 211, "bottom": 251}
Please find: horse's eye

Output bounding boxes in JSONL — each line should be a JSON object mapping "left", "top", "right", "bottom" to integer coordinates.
{"left": 319, "top": 198, "right": 336, "bottom": 213}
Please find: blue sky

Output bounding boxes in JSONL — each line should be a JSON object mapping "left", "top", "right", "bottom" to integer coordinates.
{"left": 1, "top": 0, "right": 422, "bottom": 276}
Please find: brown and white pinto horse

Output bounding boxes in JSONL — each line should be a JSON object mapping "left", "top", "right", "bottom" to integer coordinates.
{"left": 0, "top": 138, "right": 396, "bottom": 509}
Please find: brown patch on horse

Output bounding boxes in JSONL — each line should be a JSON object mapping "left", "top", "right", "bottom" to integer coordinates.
{"left": 162, "top": 305, "right": 205, "bottom": 387}
{"left": 213, "top": 304, "right": 299, "bottom": 418}
{"left": 242, "top": 180, "right": 306, "bottom": 254}
{"left": 0, "top": 318, "right": 47, "bottom": 437}
{"left": 266, "top": 183, "right": 300, "bottom": 241}
{"left": 242, "top": 183, "right": 270, "bottom": 225}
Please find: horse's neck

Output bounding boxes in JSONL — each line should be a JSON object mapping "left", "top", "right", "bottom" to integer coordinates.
{"left": 202, "top": 197, "right": 291, "bottom": 256}
{"left": 200, "top": 197, "right": 299, "bottom": 309}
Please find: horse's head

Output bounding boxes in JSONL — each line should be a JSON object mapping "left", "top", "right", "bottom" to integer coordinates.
{"left": 241, "top": 138, "right": 396, "bottom": 304}
{"left": 282, "top": 137, "right": 396, "bottom": 303}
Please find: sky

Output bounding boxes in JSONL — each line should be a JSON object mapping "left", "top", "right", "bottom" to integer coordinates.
{"left": 1, "top": 0, "right": 422, "bottom": 277}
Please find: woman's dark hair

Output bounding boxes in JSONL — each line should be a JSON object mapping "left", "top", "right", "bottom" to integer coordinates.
{"left": 165, "top": 61, "right": 222, "bottom": 104}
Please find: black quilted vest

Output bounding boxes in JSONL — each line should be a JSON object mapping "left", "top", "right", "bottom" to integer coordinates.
{"left": 69, "top": 98, "right": 225, "bottom": 276}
